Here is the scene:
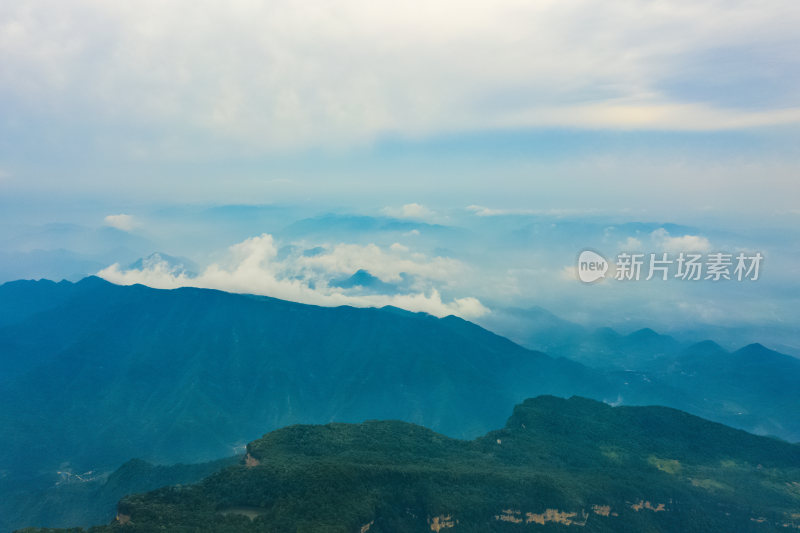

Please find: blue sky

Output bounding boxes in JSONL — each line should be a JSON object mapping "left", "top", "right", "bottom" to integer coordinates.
{"left": 1, "top": 1, "right": 799, "bottom": 351}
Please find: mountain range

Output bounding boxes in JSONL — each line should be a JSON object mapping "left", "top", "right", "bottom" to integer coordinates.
{"left": 20, "top": 396, "right": 800, "bottom": 532}
{"left": 480, "top": 306, "right": 800, "bottom": 441}
{"left": 1, "top": 277, "right": 799, "bottom": 531}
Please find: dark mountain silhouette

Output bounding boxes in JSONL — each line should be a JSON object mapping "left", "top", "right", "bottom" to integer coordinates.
{"left": 0, "top": 277, "right": 617, "bottom": 482}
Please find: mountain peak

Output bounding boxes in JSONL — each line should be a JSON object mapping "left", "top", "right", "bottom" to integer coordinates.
{"left": 591, "top": 326, "right": 622, "bottom": 340}
{"left": 75, "top": 275, "right": 114, "bottom": 288}
{"left": 733, "top": 342, "right": 782, "bottom": 359}
{"left": 684, "top": 339, "right": 727, "bottom": 355}
{"left": 330, "top": 269, "right": 399, "bottom": 293}
{"left": 628, "top": 327, "right": 659, "bottom": 338}
{"left": 128, "top": 252, "right": 197, "bottom": 277}
{"left": 739, "top": 342, "right": 768, "bottom": 352}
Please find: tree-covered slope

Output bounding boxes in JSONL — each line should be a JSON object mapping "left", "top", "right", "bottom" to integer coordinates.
{"left": 21, "top": 396, "right": 800, "bottom": 532}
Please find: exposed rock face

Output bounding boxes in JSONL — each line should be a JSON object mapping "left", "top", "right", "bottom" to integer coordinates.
{"left": 428, "top": 514, "right": 456, "bottom": 531}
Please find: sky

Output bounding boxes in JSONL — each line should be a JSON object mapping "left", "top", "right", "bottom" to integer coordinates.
{"left": 1, "top": 1, "right": 799, "bottom": 351}
{"left": 1, "top": 0, "right": 799, "bottom": 206}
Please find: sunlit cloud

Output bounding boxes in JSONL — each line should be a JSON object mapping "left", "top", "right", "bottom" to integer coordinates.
{"left": 467, "top": 205, "right": 604, "bottom": 217}
{"left": 97, "top": 233, "right": 489, "bottom": 318}
{"left": 467, "top": 205, "right": 536, "bottom": 217}
{"left": 618, "top": 237, "right": 643, "bottom": 251}
{"left": 650, "top": 228, "right": 711, "bottom": 253}
{"left": 103, "top": 214, "right": 138, "bottom": 232}
{"left": 382, "top": 203, "right": 438, "bottom": 221}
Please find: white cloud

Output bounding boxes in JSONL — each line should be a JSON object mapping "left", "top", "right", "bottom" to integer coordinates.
{"left": 650, "top": 228, "right": 711, "bottom": 252}
{"left": 467, "top": 205, "right": 535, "bottom": 217}
{"left": 103, "top": 214, "right": 137, "bottom": 232}
{"left": 382, "top": 203, "right": 437, "bottom": 221}
{"left": 558, "top": 265, "right": 578, "bottom": 282}
{"left": 2, "top": 0, "right": 799, "bottom": 154}
{"left": 618, "top": 237, "right": 643, "bottom": 251}
{"left": 296, "top": 241, "right": 462, "bottom": 284}
{"left": 97, "top": 233, "right": 488, "bottom": 319}
{"left": 467, "top": 205, "right": 603, "bottom": 217}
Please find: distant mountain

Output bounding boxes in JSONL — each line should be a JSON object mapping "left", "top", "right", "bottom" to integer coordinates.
{"left": 483, "top": 307, "right": 800, "bottom": 442}
{"left": 564, "top": 326, "right": 682, "bottom": 370}
{"left": 329, "top": 269, "right": 407, "bottom": 294}
{"left": 281, "top": 214, "right": 468, "bottom": 242}
{"left": 0, "top": 224, "right": 151, "bottom": 256}
{"left": 3, "top": 278, "right": 800, "bottom": 532}
{"left": 0, "top": 277, "right": 618, "bottom": 486}
{"left": 0, "top": 221, "right": 156, "bottom": 284}
{"left": 560, "top": 329, "right": 800, "bottom": 441}
{"left": 127, "top": 252, "right": 198, "bottom": 277}
{"left": 645, "top": 342, "right": 800, "bottom": 439}
{"left": 481, "top": 307, "right": 681, "bottom": 370}
{"left": 283, "top": 214, "right": 432, "bottom": 235}
{"left": 0, "top": 249, "right": 105, "bottom": 285}
{"left": 507, "top": 220, "right": 699, "bottom": 249}
{"left": 25, "top": 396, "right": 800, "bottom": 532}
{"left": 476, "top": 306, "right": 588, "bottom": 354}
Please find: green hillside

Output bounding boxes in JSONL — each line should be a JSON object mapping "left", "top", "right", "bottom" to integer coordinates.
{"left": 21, "top": 396, "right": 800, "bottom": 532}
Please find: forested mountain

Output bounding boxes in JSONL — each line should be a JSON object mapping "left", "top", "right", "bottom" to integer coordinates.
{"left": 0, "top": 277, "right": 613, "bottom": 486}
{"left": 3, "top": 277, "right": 799, "bottom": 531}
{"left": 22, "top": 396, "right": 800, "bottom": 532}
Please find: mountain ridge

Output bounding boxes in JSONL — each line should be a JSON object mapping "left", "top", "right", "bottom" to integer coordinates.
{"left": 0, "top": 277, "right": 618, "bottom": 478}
{"left": 20, "top": 396, "right": 800, "bottom": 532}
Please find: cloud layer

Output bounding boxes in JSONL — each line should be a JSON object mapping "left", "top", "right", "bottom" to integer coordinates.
{"left": 650, "top": 228, "right": 712, "bottom": 253}
{"left": 97, "top": 234, "right": 488, "bottom": 318}
{"left": 382, "top": 203, "right": 438, "bottom": 221}
{"left": 2, "top": 0, "right": 799, "bottom": 155}
{"left": 103, "top": 214, "right": 137, "bottom": 232}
